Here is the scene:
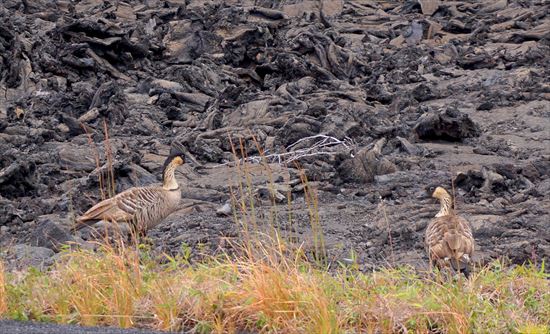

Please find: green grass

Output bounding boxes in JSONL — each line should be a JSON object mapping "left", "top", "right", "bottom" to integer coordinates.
{"left": 1, "top": 240, "right": 548, "bottom": 334}
{"left": 2, "top": 137, "right": 547, "bottom": 333}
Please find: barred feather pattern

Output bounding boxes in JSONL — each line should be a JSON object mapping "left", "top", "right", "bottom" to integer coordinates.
{"left": 75, "top": 156, "right": 183, "bottom": 234}
{"left": 435, "top": 195, "right": 453, "bottom": 217}
{"left": 425, "top": 215, "right": 474, "bottom": 270}
{"left": 425, "top": 187, "right": 475, "bottom": 272}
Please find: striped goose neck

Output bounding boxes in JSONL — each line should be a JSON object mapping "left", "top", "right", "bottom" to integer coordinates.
{"left": 162, "top": 160, "right": 179, "bottom": 190}
{"left": 436, "top": 193, "right": 453, "bottom": 217}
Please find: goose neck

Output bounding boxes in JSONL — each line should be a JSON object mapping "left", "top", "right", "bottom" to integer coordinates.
{"left": 162, "top": 162, "right": 179, "bottom": 190}
{"left": 436, "top": 194, "right": 453, "bottom": 217}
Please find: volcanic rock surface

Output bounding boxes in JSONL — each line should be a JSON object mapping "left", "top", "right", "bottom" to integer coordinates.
{"left": 1, "top": 0, "right": 549, "bottom": 271}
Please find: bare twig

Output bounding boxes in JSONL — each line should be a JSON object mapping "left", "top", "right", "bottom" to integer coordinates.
{"left": 216, "top": 134, "right": 354, "bottom": 167}
{"left": 379, "top": 199, "right": 395, "bottom": 267}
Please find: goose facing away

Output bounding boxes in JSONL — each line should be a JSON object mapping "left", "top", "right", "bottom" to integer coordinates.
{"left": 425, "top": 186, "right": 475, "bottom": 276}
{"left": 75, "top": 152, "right": 186, "bottom": 235}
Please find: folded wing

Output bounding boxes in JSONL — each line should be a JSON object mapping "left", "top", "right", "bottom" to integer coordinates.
{"left": 75, "top": 187, "right": 163, "bottom": 230}
{"left": 425, "top": 215, "right": 474, "bottom": 271}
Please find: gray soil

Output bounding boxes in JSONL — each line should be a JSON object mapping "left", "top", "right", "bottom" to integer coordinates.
{"left": 0, "top": 320, "right": 176, "bottom": 334}
{"left": 1, "top": 0, "right": 549, "bottom": 276}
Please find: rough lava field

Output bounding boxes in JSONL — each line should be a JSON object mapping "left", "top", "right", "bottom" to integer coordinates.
{"left": 0, "top": 0, "right": 549, "bottom": 272}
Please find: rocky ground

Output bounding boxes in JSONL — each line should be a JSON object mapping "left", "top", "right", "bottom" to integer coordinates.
{"left": 0, "top": 0, "right": 548, "bottom": 271}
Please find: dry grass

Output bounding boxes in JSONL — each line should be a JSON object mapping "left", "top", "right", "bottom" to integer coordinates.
{"left": 1, "top": 242, "right": 548, "bottom": 333}
{"left": 0, "top": 260, "right": 7, "bottom": 316}
{"left": 2, "top": 134, "right": 548, "bottom": 333}
{"left": 81, "top": 119, "right": 116, "bottom": 203}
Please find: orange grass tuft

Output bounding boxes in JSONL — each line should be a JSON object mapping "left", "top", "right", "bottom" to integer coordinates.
{"left": 2, "top": 138, "right": 548, "bottom": 333}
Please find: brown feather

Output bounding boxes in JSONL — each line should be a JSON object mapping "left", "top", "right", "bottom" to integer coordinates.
{"left": 425, "top": 215, "right": 474, "bottom": 271}
{"left": 425, "top": 188, "right": 475, "bottom": 274}
{"left": 75, "top": 153, "right": 185, "bottom": 234}
{"left": 76, "top": 190, "right": 141, "bottom": 229}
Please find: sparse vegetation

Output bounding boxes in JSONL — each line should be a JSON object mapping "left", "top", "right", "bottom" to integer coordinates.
{"left": 0, "top": 239, "right": 548, "bottom": 333}
{"left": 1, "top": 138, "right": 548, "bottom": 333}
{"left": 0, "top": 260, "right": 7, "bottom": 316}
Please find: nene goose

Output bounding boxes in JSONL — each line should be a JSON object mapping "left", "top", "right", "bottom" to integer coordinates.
{"left": 75, "top": 152, "right": 186, "bottom": 236}
{"left": 425, "top": 186, "right": 475, "bottom": 277}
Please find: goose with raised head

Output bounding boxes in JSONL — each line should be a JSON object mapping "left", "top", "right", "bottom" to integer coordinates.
{"left": 425, "top": 186, "right": 475, "bottom": 277}
{"left": 75, "top": 151, "right": 186, "bottom": 236}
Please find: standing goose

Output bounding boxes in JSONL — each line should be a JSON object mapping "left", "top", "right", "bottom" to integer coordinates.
{"left": 425, "top": 186, "right": 475, "bottom": 277}
{"left": 75, "top": 151, "right": 186, "bottom": 236}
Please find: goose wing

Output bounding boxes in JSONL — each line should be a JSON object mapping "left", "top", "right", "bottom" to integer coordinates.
{"left": 425, "top": 217, "right": 450, "bottom": 260}
{"left": 75, "top": 186, "right": 163, "bottom": 230}
{"left": 453, "top": 215, "right": 475, "bottom": 258}
{"left": 425, "top": 215, "right": 474, "bottom": 270}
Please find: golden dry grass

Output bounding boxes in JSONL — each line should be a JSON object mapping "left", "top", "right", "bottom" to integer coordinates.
{"left": 1, "top": 238, "right": 549, "bottom": 334}
{"left": 2, "top": 135, "right": 547, "bottom": 333}
{"left": 0, "top": 260, "right": 7, "bottom": 316}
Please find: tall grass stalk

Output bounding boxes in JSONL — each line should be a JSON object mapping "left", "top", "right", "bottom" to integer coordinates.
{"left": 379, "top": 200, "right": 395, "bottom": 267}
{"left": 2, "top": 136, "right": 548, "bottom": 333}
{"left": 82, "top": 124, "right": 105, "bottom": 200}
{"left": 81, "top": 120, "right": 117, "bottom": 201}
{"left": 297, "top": 169, "right": 326, "bottom": 267}
{"left": 2, "top": 249, "right": 548, "bottom": 333}
{"left": 102, "top": 119, "right": 116, "bottom": 198}
{"left": 0, "top": 260, "right": 6, "bottom": 316}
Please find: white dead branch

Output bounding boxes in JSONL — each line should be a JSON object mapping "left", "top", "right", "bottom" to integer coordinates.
{"left": 221, "top": 134, "right": 355, "bottom": 166}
